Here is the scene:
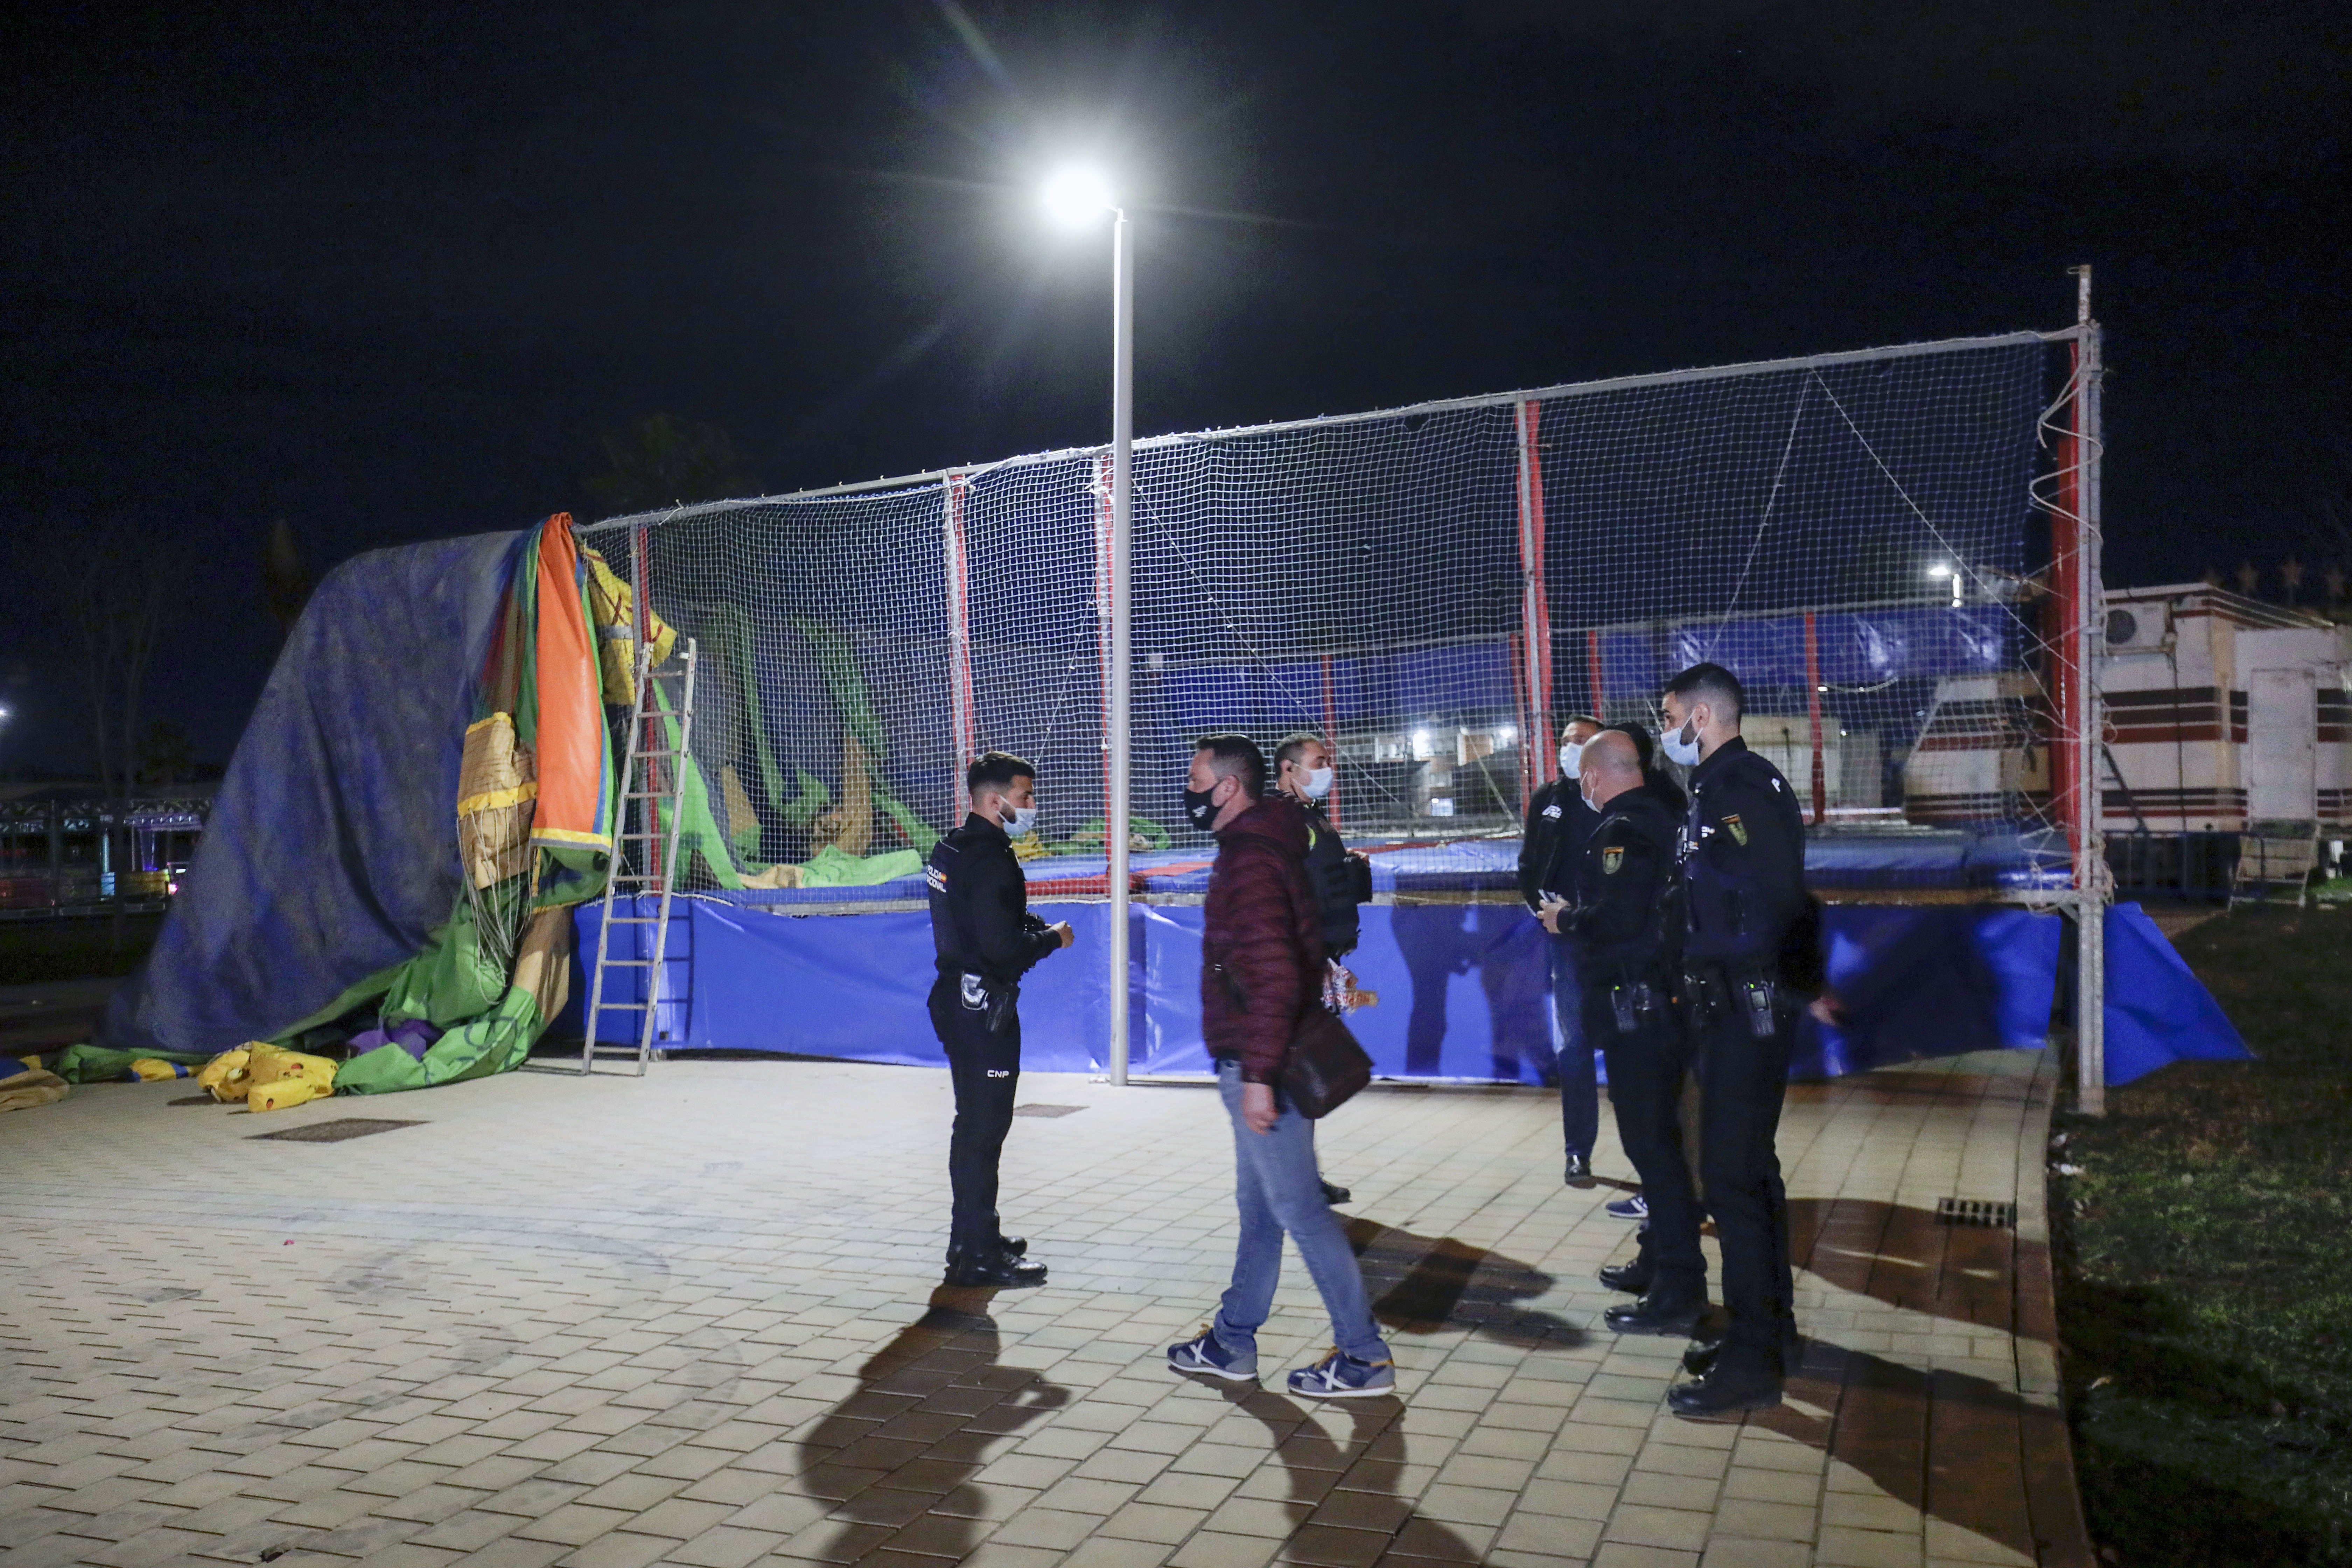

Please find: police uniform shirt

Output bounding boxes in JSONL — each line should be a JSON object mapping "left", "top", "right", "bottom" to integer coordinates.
{"left": 1563, "top": 789, "right": 1679, "bottom": 974}
{"left": 926, "top": 814, "right": 1060, "bottom": 988}
{"left": 1679, "top": 736, "right": 1807, "bottom": 964}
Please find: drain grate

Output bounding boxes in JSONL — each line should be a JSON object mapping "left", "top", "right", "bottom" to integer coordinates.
{"left": 1935, "top": 1197, "right": 2016, "bottom": 1228}
{"left": 1011, "top": 1104, "right": 1086, "bottom": 1119}
{"left": 250, "top": 1118, "right": 425, "bottom": 1143}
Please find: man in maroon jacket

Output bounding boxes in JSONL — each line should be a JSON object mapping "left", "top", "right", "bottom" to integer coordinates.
{"left": 1165, "top": 734, "right": 1397, "bottom": 1399}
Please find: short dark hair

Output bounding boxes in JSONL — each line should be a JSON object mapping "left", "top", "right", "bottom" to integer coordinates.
{"left": 1273, "top": 731, "right": 1325, "bottom": 774}
{"left": 1603, "top": 722, "right": 1656, "bottom": 771}
{"left": 1191, "top": 733, "right": 1267, "bottom": 799}
{"left": 1663, "top": 663, "right": 1745, "bottom": 723}
{"left": 966, "top": 750, "right": 1036, "bottom": 797}
{"left": 1559, "top": 713, "right": 1604, "bottom": 733}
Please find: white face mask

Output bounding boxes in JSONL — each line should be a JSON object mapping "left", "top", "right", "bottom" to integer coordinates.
{"left": 1659, "top": 713, "right": 1703, "bottom": 768}
{"left": 1559, "top": 738, "right": 1585, "bottom": 778}
{"left": 1001, "top": 802, "right": 1037, "bottom": 836}
{"left": 1301, "top": 765, "right": 1335, "bottom": 799}
{"left": 1578, "top": 778, "right": 1598, "bottom": 813}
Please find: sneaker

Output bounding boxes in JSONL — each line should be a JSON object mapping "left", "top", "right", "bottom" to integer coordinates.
{"left": 1167, "top": 1327, "right": 1258, "bottom": 1381}
{"left": 1605, "top": 1192, "right": 1648, "bottom": 1221}
{"left": 1286, "top": 1348, "right": 1397, "bottom": 1399}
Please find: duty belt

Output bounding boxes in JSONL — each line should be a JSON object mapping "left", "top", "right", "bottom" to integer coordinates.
{"left": 1599, "top": 959, "right": 1675, "bottom": 1037}
{"left": 1680, "top": 958, "right": 1780, "bottom": 1040}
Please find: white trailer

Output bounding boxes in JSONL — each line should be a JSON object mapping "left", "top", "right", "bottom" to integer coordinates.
{"left": 1899, "top": 585, "right": 2351, "bottom": 841}
{"left": 2100, "top": 584, "right": 2351, "bottom": 835}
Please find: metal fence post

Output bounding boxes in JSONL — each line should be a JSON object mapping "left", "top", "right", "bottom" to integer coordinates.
{"left": 2074, "top": 284, "right": 2108, "bottom": 1115}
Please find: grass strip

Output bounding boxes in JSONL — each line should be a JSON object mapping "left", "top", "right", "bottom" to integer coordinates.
{"left": 2055, "top": 903, "right": 2352, "bottom": 1566}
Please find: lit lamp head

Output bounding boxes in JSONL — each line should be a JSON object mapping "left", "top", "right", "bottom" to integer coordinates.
{"left": 1040, "top": 165, "right": 1115, "bottom": 228}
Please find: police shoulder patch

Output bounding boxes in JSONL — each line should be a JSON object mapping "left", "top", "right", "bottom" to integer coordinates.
{"left": 1601, "top": 846, "right": 1624, "bottom": 874}
{"left": 1723, "top": 814, "right": 1748, "bottom": 846}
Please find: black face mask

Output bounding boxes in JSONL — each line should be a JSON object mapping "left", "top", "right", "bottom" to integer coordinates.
{"left": 1182, "top": 783, "right": 1221, "bottom": 831}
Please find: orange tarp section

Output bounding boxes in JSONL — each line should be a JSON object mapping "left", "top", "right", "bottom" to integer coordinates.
{"left": 530, "top": 515, "right": 608, "bottom": 852}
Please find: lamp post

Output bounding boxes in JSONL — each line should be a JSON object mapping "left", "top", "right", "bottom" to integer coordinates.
{"left": 1043, "top": 167, "right": 1134, "bottom": 1085}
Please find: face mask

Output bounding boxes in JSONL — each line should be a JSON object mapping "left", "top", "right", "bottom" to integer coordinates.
{"left": 1301, "top": 766, "right": 1335, "bottom": 800}
{"left": 1659, "top": 715, "right": 1702, "bottom": 768}
{"left": 1182, "top": 783, "right": 1221, "bottom": 831}
{"left": 1001, "top": 803, "right": 1037, "bottom": 837}
{"left": 1559, "top": 739, "right": 1585, "bottom": 778}
{"left": 1578, "top": 780, "right": 1598, "bottom": 814}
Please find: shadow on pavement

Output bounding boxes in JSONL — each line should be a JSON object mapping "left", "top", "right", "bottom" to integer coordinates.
{"left": 1210, "top": 1381, "right": 1487, "bottom": 1563}
{"left": 1345, "top": 1216, "right": 1585, "bottom": 1347}
{"left": 1752, "top": 1338, "right": 2085, "bottom": 1568}
{"left": 1755, "top": 1196, "right": 2093, "bottom": 1567}
{"left": 793, "top": 1283, "right": 1068, "bottom": 1563}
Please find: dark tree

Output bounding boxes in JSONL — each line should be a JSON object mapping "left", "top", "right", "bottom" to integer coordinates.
{"left": 263, "top": 517, "right": 312, "bottom": 635}
{"left": 584, "top": 414, "right": 753, "bottom": 517}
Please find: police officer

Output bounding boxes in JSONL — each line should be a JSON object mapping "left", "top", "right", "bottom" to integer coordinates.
{"left": 1520, "top": 713, "right": 1605, "bottom": 1185}
{"left": 1274, "top": 732, "right": 1372, "bottom": 1207}
{"left": 925, "top": 751, "right": 1075, "bottom": 1288}
{"left": 1535, "top": 732, "right": 1706, "bottom": 1335}
{"left": 1657, "top": 663, "right": 1808, "bottom": 1416}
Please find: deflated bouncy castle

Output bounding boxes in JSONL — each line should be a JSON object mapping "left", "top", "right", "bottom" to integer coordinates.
{"left": 99, "top": 517, "right": 637, "bottom": 1091}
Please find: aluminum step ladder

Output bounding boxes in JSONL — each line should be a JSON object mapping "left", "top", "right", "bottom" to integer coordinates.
{"left": 582, "top": 637, "right": 697, "bottom": 1075}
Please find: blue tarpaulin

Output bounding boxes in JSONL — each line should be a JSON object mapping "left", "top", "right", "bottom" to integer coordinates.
{"left": 2101, "top": 901, "right": 2253, "bottom": 1084}
{"left": 102, "top": 532, "right": 525, "bottom": 1055}
{"left": 574, "top": 894, "right": 2081, "bottom": 1085}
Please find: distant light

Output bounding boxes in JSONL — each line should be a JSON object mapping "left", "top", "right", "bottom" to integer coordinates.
{"left": 1926, "top": 564, "right": 1954, "bottom": 579}
{"left": 1041, "top": 166, "right": 1115, "bottom": 227}
{"left": 1410, "top": 728, "right": 1432, "bottom": 760}
{"left": 1496, "top": 726, "right": 1516, "bottom": 746}
{"left": 1816, "top": 685, "right": 1828, "bottom": 693}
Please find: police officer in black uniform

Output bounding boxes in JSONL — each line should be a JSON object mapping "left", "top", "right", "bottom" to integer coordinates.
{"left": 1536, "top": 732, "right": 1707, "bottom": 1331}
{"left": 1656, "top": 663, "right": 1808, "bottom": 1415}
{"left": 925, "top": 751, "right": 1074, "bottom": 1288}
{"left": 1274, "top": 732, "right": 1372, "bottom": 1206}
{"left": 1520, "top": 714, "right": 1606, "bottom": 1185}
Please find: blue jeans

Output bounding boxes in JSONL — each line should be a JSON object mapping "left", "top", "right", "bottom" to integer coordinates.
{"left": 1551, "top": 939, "right": 1597, "bottom": 1160}
{"left": 1212, "top": 1060, "right": 1390, "bottom": 1363}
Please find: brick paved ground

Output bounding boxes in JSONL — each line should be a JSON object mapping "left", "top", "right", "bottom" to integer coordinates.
{"left": 0, "top": 1048, "right": 2088, "bottom": 1568}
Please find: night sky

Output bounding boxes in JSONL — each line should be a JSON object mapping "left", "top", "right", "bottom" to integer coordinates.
{"left": 4, "top": 1, "right": 2346, "bottom": 776}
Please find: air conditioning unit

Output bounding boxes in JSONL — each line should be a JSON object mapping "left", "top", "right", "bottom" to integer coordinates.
{"left": 2104, "top": 604, "right": 2171, "bottom": 655}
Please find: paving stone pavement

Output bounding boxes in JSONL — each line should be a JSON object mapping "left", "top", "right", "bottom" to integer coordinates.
{"left": 0, "top": 1048, "right": 2091, "bottom": 1568}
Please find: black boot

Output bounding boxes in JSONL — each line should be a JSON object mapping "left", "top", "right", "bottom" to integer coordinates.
{"left": 1319, "top": 1179, "right": 1352, "bottom": 1206}
{"left": 1684, "top": 1326, "right": 1801, "bottom": 1378}
{"left": 944, "top": 1245, "right": 1047, "bottom": 1288}
{"left": 1603, "top": 1287, "right": 1706, "bottom": 1337}
{"left": 994, "top": 1234, "right": 1027, "bottom": 1257}
{"left": 1668, "top": 1354, "right": 1784, "bottom": 1418}
{"left": 1597, "top": 1254, "right": 1655, "bottom": 1295}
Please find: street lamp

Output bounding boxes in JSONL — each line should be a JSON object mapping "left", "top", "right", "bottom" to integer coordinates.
{"left": 1927, "top": 562, "right": 1962, "bottom": 609}
{"left": 1041, "top": 164, "right": 1134, "bottom": 1085}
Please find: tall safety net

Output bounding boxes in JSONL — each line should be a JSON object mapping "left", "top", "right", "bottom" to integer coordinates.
{"left": 578, "top": 329, "right": 2087, "bottom": 901}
